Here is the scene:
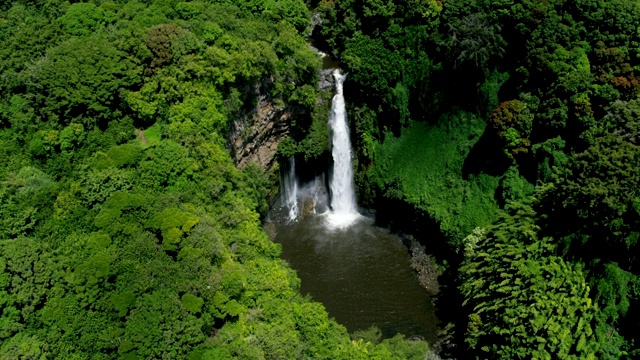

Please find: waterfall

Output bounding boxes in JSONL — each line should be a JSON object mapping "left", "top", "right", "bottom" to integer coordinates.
{"left": 327, "top": 69, "right": 360, "bottom": 228}
{"left": 282, "top": 157, "right": 299, "bottom": 222}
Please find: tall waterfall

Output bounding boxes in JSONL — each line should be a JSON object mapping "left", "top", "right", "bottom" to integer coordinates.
{"left": 282, "top": 157, "right": 299, "bottom": 222}
{"left": 327, "top": 70, "right": 360, "bottom": 228}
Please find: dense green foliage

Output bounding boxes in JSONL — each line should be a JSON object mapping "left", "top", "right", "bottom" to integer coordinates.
{"left": 0, "top": 0, "right": 429, "bottom": 358}
{"left": 460, "top": 205, "right": 599, "bottom": 359}
{"left": 318, "top": 0, "right": 640, "bottom": 358}
{"left": 3, "top": 0, "right": 640, "bottom": 357}
{"left": 370, "top": 112, "right": 499, "bottom": 246}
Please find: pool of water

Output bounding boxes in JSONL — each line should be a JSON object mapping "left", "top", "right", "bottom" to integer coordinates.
{"left": 266, "top": 210, "right": 439, "bottom": 341}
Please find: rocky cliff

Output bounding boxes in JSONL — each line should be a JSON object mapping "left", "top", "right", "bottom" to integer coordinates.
{"left": 227, "top": 81, "right": 302, "bottom": 172}
{"left": 228, "top": 68, "right": 336, "bottom": 172}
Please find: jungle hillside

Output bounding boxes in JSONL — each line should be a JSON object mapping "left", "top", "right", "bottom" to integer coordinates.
{"left": 2, "top": 0, "right": 640, "bottom": 359}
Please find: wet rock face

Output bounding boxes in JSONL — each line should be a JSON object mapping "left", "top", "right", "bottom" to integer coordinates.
{"left": 228, "top": 85, "right": 303, "bottom": 171}
{"left": 228, "top": 70, "right": 336, "bottom": 172}
{"left": 318, "top": 68, "right": 335, "bottom": 92}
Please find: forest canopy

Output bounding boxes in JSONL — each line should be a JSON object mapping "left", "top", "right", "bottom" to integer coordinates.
{"left": 0, "top": 0, "right": 428, "bottom": 359}
{"left": 2, "top": 0, "right": 640, "bottom": 359}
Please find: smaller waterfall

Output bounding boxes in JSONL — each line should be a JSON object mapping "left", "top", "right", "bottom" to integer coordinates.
{"left": 305, "top": 174, "right": 329, "bottom": 215}
{"left": 282, "top": 157, "right": 299, "bottom": 222}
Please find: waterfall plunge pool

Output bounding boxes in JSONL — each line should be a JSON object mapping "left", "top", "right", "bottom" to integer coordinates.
{"left": 265, "top": 68, "right": 438, "bottom": 342}
{"left": 265, "top": 203, "right": 440, "bottom": 342}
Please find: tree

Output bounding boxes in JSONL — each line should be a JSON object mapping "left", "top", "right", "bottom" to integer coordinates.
{"left": 490, "top": 100, "right": 533, "bottom": 158}
{"left": 58, "top": 2, "right": 115, "bottom": 37}
{"left": 145, "top": 23, "right": 184, "bottom": 70}
{"left": 460, "top": 204, "right": 600, "bottom": 359}
{"left": 446, "top": 13, "right": 505, "bottom": 68}
{"left": 25, "top": 35, "right": 140, "bottom": 128}
{"left": 603, "top": 99, "right": 640, "bottom": 146}
{"left": 540, "top": 134, "right": 640, "bottom": 250}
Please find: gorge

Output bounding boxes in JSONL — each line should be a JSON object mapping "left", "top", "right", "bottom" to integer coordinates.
{"left": 267, "top": 69, "right": 439, "bottom": 343}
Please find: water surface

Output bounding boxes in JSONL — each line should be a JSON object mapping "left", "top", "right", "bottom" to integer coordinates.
{"left": 267, "top": 213, "right": 439, "bottom": 341}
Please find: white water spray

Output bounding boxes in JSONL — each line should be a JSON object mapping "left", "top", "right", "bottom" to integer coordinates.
{"left": 327, "top": 70, "right": 360, "bottom": 228}
{"left": 282, "top": 157, "right": 299, "bottom": 222}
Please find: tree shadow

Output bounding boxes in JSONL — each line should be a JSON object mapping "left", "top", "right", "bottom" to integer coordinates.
{"left": 462, "top": 127, "right": 511, "bottom": 180}
{"left": 373, "top": 196, "right": 472, "bottom": 359}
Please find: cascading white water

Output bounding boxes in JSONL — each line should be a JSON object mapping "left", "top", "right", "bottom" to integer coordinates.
{"left": 282, "top": 157, "right": 299, "bottom": 222}
{"left": 326, "top": 69, "right": 360, "bottom": 228}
